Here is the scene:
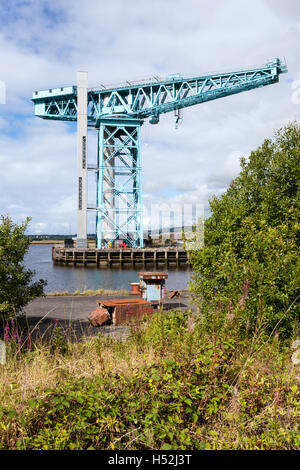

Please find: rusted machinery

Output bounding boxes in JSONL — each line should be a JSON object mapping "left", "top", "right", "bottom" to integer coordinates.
{"left": 130, "top": 282, "right": 141, "bottom": 295}
{"left": 88, "top": 298, "right": 154, "bottom": 326}
{"left": 138, "top": 272, "right": 168, "bottom": 304}
{"left": 88, "top": 271, "right": 168, "bottom": 327}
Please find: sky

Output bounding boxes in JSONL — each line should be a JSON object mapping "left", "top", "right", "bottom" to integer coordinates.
{"left": 0, "top": 0, "right": 299, "bottom": 235}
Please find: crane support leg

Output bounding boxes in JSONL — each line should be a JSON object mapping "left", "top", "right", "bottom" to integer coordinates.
{"left": 96, "top": 117, "right": 143, "bottom": 249}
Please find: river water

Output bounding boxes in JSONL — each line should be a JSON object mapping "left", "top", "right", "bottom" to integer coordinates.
{"left": 24, "top": 245, "right": 192, "bottom": 293}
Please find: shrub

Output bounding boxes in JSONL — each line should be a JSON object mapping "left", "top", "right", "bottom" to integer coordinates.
{"left": 189, "top": 122, "right": 300, "bottom": 338}
{"left": 0, "top": 309, "right": 298, "bottom": 450}
{"left": 0, "top": 215, "right": 46, "bottom": 327}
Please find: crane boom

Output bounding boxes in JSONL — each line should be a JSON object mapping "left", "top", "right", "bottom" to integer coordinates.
{"left": 32, "top": 58, "right": 287, "bottom": 125}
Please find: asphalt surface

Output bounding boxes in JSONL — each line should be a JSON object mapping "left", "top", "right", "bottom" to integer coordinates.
{"left": 23, "top": 292, "right": 191, "bottom": 342}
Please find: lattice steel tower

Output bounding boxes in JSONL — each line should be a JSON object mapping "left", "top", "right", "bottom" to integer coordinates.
{"left": 32, "top": 58, "right": 287, "bottom": 248}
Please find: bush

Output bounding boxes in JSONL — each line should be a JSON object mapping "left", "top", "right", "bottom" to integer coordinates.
{"left": 189, "top": 122, "right": 300, "bottom": 338}
{"left": 1, "top": 337, "right": 298, "bottom": 450}
{"left": 0, "top": 215, "right": 46, "bottom": 327}
{"left": 0, "top": 309, "right": 298, "bottom": 450}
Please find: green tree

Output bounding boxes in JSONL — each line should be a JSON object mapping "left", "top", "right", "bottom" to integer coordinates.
{"left": 0, "top": 215, "right": 46, "bottom": 323}
{"left": 189, "top": 122, "right": 300, "bottom": 337}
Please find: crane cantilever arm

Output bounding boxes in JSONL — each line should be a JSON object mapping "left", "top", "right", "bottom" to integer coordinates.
{"left": 130, "top": 74, "right": 277, "bottom": 119}
{"left": 32, "top": 58, "right": 287, "bottom": 124}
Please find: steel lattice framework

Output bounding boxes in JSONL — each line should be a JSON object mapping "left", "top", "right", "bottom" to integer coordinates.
{"left": 95, "top": 117, "right": 143, "bottom": 248}
{"left": 32, "top": 58, "right": 287, "bottom": 248}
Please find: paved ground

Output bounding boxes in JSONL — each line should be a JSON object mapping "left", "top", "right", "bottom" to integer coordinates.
{"left": 23, "top": 292, "right": 192, "bottom": 342}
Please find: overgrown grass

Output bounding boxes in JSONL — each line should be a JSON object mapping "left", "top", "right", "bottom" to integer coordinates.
{"left": 0, "top": 310, "right": 299, "bottom": 450}
{"left": 46, "top": 288, "right": 129, "bottom": 297}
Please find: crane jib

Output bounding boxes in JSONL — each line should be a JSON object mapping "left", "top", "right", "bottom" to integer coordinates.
{"left": 32, "top": 58, "right": 287, "bottom": 124}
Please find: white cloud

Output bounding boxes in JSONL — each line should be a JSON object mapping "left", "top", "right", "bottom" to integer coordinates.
{"left": 0, "top": 0, "right": 299, "bottom": 233}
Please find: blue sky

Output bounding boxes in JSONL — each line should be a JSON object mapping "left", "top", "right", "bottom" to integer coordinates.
{"left": 0, "top": 0, "right": 299, "bottom": 234}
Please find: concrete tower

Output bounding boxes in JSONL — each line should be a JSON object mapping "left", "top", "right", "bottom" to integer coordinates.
{"left": 76, "top": 71, "right": 88, "bottom": 248}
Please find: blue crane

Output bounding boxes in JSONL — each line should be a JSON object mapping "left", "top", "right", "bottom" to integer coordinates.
{"left": 32, "top": 58, "right": 287, "bottom": 249}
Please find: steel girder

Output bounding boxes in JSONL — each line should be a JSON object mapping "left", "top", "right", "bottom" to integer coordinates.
{"left": 94, "top": 117, "right": 143, "bottom": 248}
{"left": 32, "top": 59, "right": 287, "bottom": 123}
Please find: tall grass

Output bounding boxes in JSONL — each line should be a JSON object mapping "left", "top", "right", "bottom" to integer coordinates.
{"left": 46, "top": 288, "right": 129, "bottom": 296}
{"left": 0, "top": 310, "right": 299, "bottom": 450}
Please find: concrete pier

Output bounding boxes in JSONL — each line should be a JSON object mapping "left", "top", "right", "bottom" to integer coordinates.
{"left": 52, "top": 246, "right": 189, "bottom": 267}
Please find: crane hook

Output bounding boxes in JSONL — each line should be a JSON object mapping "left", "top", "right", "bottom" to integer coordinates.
{"left": 174, "top": 108, "right": 183, "bottom": 129}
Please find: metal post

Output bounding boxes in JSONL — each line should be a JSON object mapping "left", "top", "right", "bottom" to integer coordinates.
{"left": 76, "top": 71, "right": 88, "bottom": 248}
